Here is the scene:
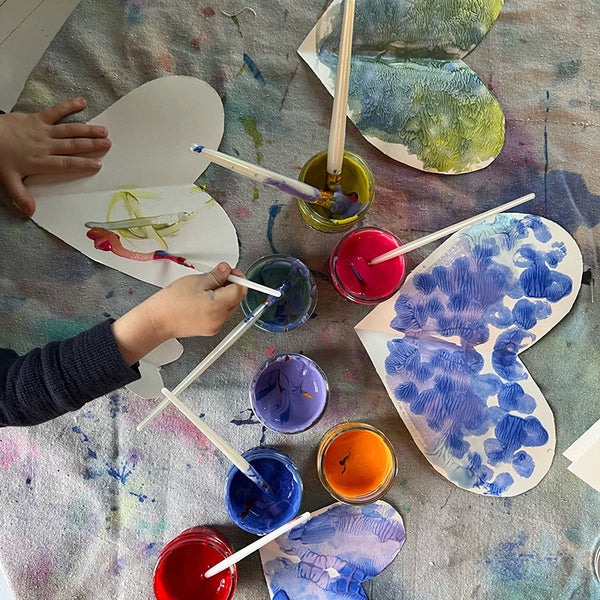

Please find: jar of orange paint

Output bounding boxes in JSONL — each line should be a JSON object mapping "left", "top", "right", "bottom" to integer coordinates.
{"left": 317, "top": 422, "right": 398, "bottom": 504}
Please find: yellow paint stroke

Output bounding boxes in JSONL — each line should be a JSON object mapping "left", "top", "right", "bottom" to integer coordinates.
{"left": 106, "top": 190, "right": 197, "bottom": 251}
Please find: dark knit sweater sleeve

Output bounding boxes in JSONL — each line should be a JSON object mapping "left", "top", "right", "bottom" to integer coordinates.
{"left": 0, "top": 320, "right": 140, "bottom": 427}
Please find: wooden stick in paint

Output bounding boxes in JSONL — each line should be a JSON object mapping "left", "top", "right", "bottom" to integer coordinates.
{"left": 191, "top": 145, "right": 335, "bottom": 208}
{"left": 368, "top": 193, "right": 536, "bottom": 266}
{"left": 137, "top": 284, "right": 288, "bottom": 431}
{"left": 326, "top": 0, "right": 356, "bottom": 191}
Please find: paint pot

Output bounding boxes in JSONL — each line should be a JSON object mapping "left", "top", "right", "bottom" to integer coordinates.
{"left": 250, "top": 353, "right": 329, "bottom": 433}
{"left": 242, "top": 254, "right": 317, "bottom": 332}
{"left": 329, "top": 226, "right": 407, "bottom": 304}
{"left": 297, "top": 150, "right": 374, "bottom": 233}
{"left": 594, "top": 543, "right": 600, "bottom": 582}
{"left": 317, "top": 422, "right": 398, "bottom": 504}
{"left": 153, "top": 526, "right": 237, "bottom": 600}
{"left": 225, "top": 447, "right": 303, "bottom": 535}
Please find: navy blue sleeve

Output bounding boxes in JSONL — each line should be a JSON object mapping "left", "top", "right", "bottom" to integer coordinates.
{"left": 0, "top": 320, "right": 140, "bottom": 427}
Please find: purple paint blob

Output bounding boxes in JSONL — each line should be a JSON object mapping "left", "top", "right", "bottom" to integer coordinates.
{"left": 250, "top": 354, "right": 329, "bottom": 433}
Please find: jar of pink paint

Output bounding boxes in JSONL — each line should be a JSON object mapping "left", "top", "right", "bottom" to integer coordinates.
{"left": 329, "top": 226, "right": 407, "bottom": 304}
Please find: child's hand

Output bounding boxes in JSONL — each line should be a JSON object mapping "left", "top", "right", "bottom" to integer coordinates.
{"left": 0, "top": 98, "right": 111, "bottom": 217}
{"left": 111, "top": 263, "right": 248, "bottom": 365}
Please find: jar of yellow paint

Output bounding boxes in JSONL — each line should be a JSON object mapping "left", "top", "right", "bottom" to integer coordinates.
{"left": 296, "top": 150, "right": 374, "bottom": 233}
{"left": 317, "top": 422, "right": 397, "bottom": 504}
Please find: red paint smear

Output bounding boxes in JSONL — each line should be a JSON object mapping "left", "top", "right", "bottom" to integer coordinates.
{"left": 202, "top": 7, "right": 215, "bottom": 17}
{"left": 265, "top": 345, "right": 276, "bottom": 358}
{"left": 158, "top": 53, "right": 173, "bottom": 72}
{"left": 235, "top": 205, "right": 253, "bottom": 220}
{"left": 87, "top": 228, "right": 155, "bottom": 261}
{"left": 280, "top": 64, "right": 299, "bottom": 111}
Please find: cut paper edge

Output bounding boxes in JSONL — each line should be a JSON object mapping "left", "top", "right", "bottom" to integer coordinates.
{"left": 567, "top": 437, "right": 600, "bottom": 494}
{"left": 259, "top": 500, "right": 406, "bottom": 600}
{"left": 126, "top": 338, "right": 184, "bottom": 399}
{"left": 563, "top": 417, "right": 600, "bottom": 463}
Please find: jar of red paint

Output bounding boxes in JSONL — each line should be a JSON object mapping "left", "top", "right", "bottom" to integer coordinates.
{"left": 153, "top": 526, "right": 237, "bottom": 600}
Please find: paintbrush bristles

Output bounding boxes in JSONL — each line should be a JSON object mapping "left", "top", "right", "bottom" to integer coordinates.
{"left": 326, "top": 0, "right": 356, "bottom": 185}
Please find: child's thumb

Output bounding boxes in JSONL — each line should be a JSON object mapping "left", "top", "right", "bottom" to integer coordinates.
{"left": 205, "top": 262, "right": 232, "bottom": 289}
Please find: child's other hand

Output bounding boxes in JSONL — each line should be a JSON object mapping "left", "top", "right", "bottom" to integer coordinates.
{"left": 111, "top": 263, "right": 248, "bottom": 365}
{"left": 0, "top": 98, "right": 111, "bottom": 217}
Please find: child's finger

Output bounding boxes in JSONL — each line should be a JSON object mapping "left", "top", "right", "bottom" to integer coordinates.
{"left": 33, "top": 155, "right": 103, "bottom": 174}
{"left": 39, "top": 98, "right": 87, "bottom": 124}
{"left": 51, "top": 123, "right": 109, "bottom": 139}
{"left": 4, "top": 174, "right": 36, "bottom": 217}
{"left": 51, "top": 137, "right": 111, "bottom": 155}
{"left": 212, "top": 282, "right": 247, "bottom": 310}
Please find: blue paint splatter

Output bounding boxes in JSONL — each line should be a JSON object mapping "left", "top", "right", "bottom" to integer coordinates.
{"left": 72, "top": 426, "right": 89, "bottom": 442}
{"left": 0, "top": 295, "right": 26, "bottom": 314}
{"left": 243, "top": 53, "right": 266, "bottom": 87}
{"left": 231, "top": 409, "right": 261, "bottom": 426}
{"left": 108, "top": 393, "right": 129, "bottom": 418}
{"left": 482, "top": 532, "right": 567, "bottom": 581}
{"left": 107, "top": 461, "right": 133, "bottom": 485}
{"left": 129, "top": 491, "right": 149, "bottom": 503}
{"left": 267, "top": 205, "right": 282, "bottom": 254}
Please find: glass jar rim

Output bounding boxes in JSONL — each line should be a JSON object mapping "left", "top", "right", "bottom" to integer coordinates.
{"left": 241, "top": 254, "right": 317, "bottom": 332}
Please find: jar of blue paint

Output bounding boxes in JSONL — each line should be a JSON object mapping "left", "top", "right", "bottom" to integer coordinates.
{"left": 241, "top": 254, "right": 317, "bottom": 332}
{"left": 250, "top": 353, "right": 329, "bottom": 434}
{"left": 224, "top": 447, "right": 303, "bottom": 535}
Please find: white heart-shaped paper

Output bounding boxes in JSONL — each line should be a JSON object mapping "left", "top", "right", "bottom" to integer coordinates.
{"left": 126, "top": 338, "right": 184, "bottom": 399}
{"left": 27, "top": 76, "right": 238, "bottom": 288}
{"left": 356, "top": 214, "right": 582, "bottom": 496}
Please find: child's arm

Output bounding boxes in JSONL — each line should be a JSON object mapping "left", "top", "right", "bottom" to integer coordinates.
{"left": 0, "top": 98, "right": 110, "bottom": 216}
{"left": 0, "top": 263, "right": 247, "bottom": 427}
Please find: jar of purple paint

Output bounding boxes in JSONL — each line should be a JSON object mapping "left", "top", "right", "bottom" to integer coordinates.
{"left": 250, "top": 353, "right": 329, "bottom": 434}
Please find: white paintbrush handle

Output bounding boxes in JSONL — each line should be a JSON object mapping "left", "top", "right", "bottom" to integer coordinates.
{"left": 160, "top": 388, "right": 251, "bottom": 470}
{"left": 192, "top": 145, "right": 323, "bottom": 203}
{"left": 136, "top": 303, "right": 267, "bottom": 431}
{"left": 160, "top": 388, "right": 270, "bottom": 492}
{"left": 327, "top": 0, "right": 355, "bottom": 177}
{"left": 369, "top": 193, "right": 536, "bottom": 266}
{"left": 203, "top": 511, "right": 312, "bottom": 579}
{"left": 192, "top": 261, "right": 282, "bottom": 297}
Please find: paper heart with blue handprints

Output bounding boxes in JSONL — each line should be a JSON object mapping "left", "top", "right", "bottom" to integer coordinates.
{"left": 355, "top": 214, "right": 582, "bottom": 496}
{"left": 259, "top": 501, "right": 405, "bottom": 600}
{"left": 299, "top": 0, "right": 505, "bottom": 174}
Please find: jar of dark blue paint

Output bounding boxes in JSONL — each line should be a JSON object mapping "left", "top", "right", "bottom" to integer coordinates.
{"left": 224, "top": 447, "right": 303, "bottom": 535}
